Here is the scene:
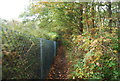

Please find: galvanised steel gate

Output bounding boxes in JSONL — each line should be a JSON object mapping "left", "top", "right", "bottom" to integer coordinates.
{"left": 0, "top": 27, "right": 56, "bottom": 79}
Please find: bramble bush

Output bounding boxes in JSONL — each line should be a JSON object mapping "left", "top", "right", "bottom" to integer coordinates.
{"left": 67, "top": 27, "right": 119, "bottom": 80}
{"left": 2, "top": 30, "right": 41, "bottom": 79}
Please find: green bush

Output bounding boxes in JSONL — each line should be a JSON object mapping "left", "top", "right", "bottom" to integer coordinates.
{"left": 68, "top": 28, "right": 119, "bottom": 80}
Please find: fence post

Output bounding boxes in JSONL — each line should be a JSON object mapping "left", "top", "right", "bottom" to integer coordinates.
{"left": 40, "top": 38, "right": 43, "bottom": 79}
{"left": 54, "top": 41, "right": 56, "bottom": 57}
{"left": 0, "top": 27, "right": 2, "bottom": 81}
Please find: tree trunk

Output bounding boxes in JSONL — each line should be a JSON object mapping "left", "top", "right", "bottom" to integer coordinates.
{"left": 79, "top": 4, "right": 83, "bottom": 34}
{"left": 108, "top": 2, "right": 112, "bottom": 33}
{"left": 118, "top": 2, "right": 120, "bottom": 67}
{"left": 85, "top": 3, "right": 89, "bottom": 32}
{"left": 118, "top": 2, "right": 120, "bottom": 28}
{"left": 91, "top": 2, "right": 95, "bottom": 28}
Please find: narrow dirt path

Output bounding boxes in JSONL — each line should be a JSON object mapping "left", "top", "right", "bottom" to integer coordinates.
{"left": 46, "top": 45, "right": 69, "bottom": 79}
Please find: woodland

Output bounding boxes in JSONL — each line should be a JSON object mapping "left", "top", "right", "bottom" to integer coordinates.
{"left": 0, "top": 1, "right": 120, "bottom": 80}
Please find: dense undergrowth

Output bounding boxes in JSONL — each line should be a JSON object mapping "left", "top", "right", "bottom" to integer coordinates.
{"left": 2, "top": 29, "right": 41, "bottom": 79}
{"left": 65, "top": 27, "right": 119, "bottom": 80}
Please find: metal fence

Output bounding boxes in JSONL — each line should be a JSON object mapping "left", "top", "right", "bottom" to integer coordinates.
{"left": 1, "top": 27, "right": 56, "bottom": 79}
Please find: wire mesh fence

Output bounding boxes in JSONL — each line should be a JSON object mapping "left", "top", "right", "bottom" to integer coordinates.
{"left": 1, "top": 27, "right": 56, "bottom": 79}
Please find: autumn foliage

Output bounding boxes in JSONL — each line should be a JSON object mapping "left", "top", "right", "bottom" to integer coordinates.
{"left": 66, "top": 27, "right": 119, "bottom": 80}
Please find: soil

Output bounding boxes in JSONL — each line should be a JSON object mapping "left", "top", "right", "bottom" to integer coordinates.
{"left": 46, "top": 45, "right": 69, "bottom": 79}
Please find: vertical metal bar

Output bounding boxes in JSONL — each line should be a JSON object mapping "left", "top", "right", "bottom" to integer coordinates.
{"left": 54, "top": 41, "right": 56, "bottom": 57}
{"left": 0, "top": 27, "right": 2, "bottom": 81}
{"left": 40, "top": 38, "right": 43, "bottom": 79}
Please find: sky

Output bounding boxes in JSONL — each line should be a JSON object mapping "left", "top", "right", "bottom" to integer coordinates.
{"left": 0, "top": 0, "right": 119, "bottom": 21}
{"left": 0, "top": 0, "right": 29, "bottom": 21}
